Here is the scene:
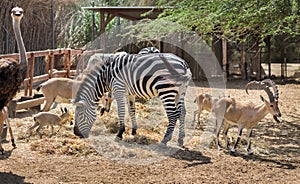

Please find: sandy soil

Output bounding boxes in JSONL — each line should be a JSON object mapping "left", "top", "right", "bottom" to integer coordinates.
{"left": 0, "top": 80, "right": 299, "bottom": 184}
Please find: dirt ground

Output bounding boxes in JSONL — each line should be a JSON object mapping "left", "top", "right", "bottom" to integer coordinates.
{"left": 0, "top": 80, "right": 299, "bottom": 184}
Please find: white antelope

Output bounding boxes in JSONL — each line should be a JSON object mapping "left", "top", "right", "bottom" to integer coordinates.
{"left": 28, "top": 107, "right": 73, "bottom": 138}
{"left": 212, "top": 79, "right": 281, "bottom": 155}
{"left": 0, "top": 106, "right": 16, "bottom": 154}
{"left": 36, "top": 78, "right": 114, "bottom": 113}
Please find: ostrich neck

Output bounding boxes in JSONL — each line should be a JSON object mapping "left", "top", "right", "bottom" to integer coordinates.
{"left": 13, "top": 19, "right": 27, "bottom": 79}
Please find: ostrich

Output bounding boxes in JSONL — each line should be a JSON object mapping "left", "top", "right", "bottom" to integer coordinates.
{"left": 0, "top": 7, "right": 27, "bottom": 110}
{"left": 0, "top": 7, "right": 27, "bottom": 154}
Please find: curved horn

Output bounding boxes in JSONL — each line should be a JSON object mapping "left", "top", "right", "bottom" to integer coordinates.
{"left": 245, "top": 80, "right": 274, "bottom": 102}
{"left": 262, "top": 86, "right": 274, "bottom": 102}
{"left": 261, "top": 79, "right": 279, "bottom": 100}
{"left": 245, "top": 81, "right": 262, "bottom": 95}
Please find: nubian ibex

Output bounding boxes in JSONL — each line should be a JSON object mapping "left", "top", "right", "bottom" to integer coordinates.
{"left": 213, "top": 79, "right": 281, "bottom": 155}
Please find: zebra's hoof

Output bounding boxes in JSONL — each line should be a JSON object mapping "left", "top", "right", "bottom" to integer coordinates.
{"left": 247, "top": 150, "right": 254, "bottom": 155}
{"left": 115, "top": 136, "right": 122, "bottom": 142}
{"left": 230, "top": 148, "right": 236, "bottom": 155}
{"left": 132, "top": 129, "right": 137, "bottom": 135}
{"left": 159, "top": 142, "right": 167, "bottom": 147}
{"left": 177, "top": 139, "right": 184, "bottom": 148}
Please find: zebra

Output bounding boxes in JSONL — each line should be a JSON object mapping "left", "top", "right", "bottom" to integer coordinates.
{"left": 138, "top": 47, "right": 160, "bottom": 54}
{"left": 73, "top": 52, "right": 192, "bottom": 147}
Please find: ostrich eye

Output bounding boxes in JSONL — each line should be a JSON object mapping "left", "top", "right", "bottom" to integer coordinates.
{"left": 270, "top": 104, "right": 274, "bottom": 107}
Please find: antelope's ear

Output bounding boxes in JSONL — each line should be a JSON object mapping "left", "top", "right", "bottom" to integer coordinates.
{"left": 260, "top": 95, "right": 265, "bottom": 102}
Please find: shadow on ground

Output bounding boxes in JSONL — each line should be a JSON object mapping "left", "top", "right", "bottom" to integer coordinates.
{"left": 0, "top": 172, "right": 31, "bottom": 184}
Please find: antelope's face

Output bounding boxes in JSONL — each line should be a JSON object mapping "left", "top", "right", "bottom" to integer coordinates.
{"left": 263, "top": 97, "right": 281, "bottom": 118}
{"left": 101, "top": 92, "right": 114, "bottom": 113}
{"left": 11, "top": 7, "right": 24, "bottom": 20}
{"left": 60, "top": 108, "right": 73, "bottom": 124}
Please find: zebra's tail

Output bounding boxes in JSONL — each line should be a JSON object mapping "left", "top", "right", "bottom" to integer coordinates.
{"left": 159, "top": 54, "right": 192, "bottom": 107}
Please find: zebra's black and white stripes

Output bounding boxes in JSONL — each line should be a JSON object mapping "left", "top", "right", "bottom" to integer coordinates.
{"left": 73, "top": 52, "right": 192, "bottom": 146}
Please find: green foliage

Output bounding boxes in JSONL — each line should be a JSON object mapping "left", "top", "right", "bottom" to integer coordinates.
{"left": 157, "top": 0, "right": 300, "bottom": 42}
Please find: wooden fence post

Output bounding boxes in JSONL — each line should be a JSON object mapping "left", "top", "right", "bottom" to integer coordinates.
{"left": 67, "top": 49, "right": 71, "bottom": 78}
{"left": 222, "top": 39, "right": 227, "bottom": 82}
{"left": 49, "top": 50, "right": 54, "bottom": 78}
{"left": 29, "top": 52, "right": 35, "bottom": 96}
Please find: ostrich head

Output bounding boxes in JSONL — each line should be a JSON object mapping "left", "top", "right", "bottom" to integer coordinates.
{"left": 11, "top": 7, "right": 24, "bottom": 21}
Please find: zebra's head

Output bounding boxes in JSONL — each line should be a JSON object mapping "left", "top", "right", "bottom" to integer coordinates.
{"left": 73, "top": 56, "right": 111, "bottom": 138}
{"left": 73, "top": 99, "right": 97, "bottom": 138}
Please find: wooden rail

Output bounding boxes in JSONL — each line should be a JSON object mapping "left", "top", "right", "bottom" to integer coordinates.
{"left": 0, "top": 48, "right": 84, "bottom": 97}
{"left": 0, "top": 48, "right": 106, "bottom": 117}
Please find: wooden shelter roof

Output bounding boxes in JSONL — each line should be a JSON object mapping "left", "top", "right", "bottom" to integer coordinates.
{"left": 83, "top": 6, "right": 163, "bottom": 21}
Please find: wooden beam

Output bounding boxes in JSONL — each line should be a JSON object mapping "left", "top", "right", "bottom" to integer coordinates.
{"left": 266, "top": 36, "right": 271, "bottom": 78}
{"left": 15, "top": 97, "right": 45, "bottom": 111}
{"left": 241, "top": 41, "right": 246, "bottom": 79}
{"left": 29, "top": 53, "right": 35, "bottom": 96}
{"left": 222, "top": 39, "right": 227, "bottom": 82}
{"left": 255, "top": 39, "right": 261, "bottom": 80}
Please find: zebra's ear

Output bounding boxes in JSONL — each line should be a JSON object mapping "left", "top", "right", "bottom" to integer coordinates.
{"left": 69, "top": 98, "right": 85, "bottom": 106}
{"left": 69, "top": 99, "right": 76, "bottom": 103}
{"left": 75, "top": 100, "right": 87, "bottom": 107}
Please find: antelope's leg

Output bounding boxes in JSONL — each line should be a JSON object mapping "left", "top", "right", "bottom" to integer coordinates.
{"left": 231, "top": 124, "right": 244, "bottom": 153}
{"left": 215, "top": 118, "right": 223, "bottom": 150}
{"left": 246, "top": 129, "right": 254, "bottom": 155}
{"left": 36, "top": 125, "right": 43, "bottom": 139}
{"left": 222, "top": 123, "right": 230, "bottom": 149}
{"left": 42, "top": 97, "right": 55, "bottom": 112}
{"left": 0, "top": 122, "right": 4, "bottom": 154}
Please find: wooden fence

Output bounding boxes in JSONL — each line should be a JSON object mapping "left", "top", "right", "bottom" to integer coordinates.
{"left": 0, "top": 48, "right": 84, "bottom": 97}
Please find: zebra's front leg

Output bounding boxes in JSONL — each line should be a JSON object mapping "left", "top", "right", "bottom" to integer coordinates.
{"left": 127, "top": 95, "right": 137, "bottom": 135}
{"left": 115, "top": 91, "right": 127, "bottom": 140}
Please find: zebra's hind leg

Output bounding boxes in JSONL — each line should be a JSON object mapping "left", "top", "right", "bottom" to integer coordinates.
{"left": 177, "top": 100, "right": 186, "bottom": 147}
{"left": 160, "top": 111, "right": 178, "bottom": 146}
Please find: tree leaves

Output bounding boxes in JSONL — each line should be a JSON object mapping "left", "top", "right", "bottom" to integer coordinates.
{"left": 158, "top": 0, "right": 300, "bottom": 42}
